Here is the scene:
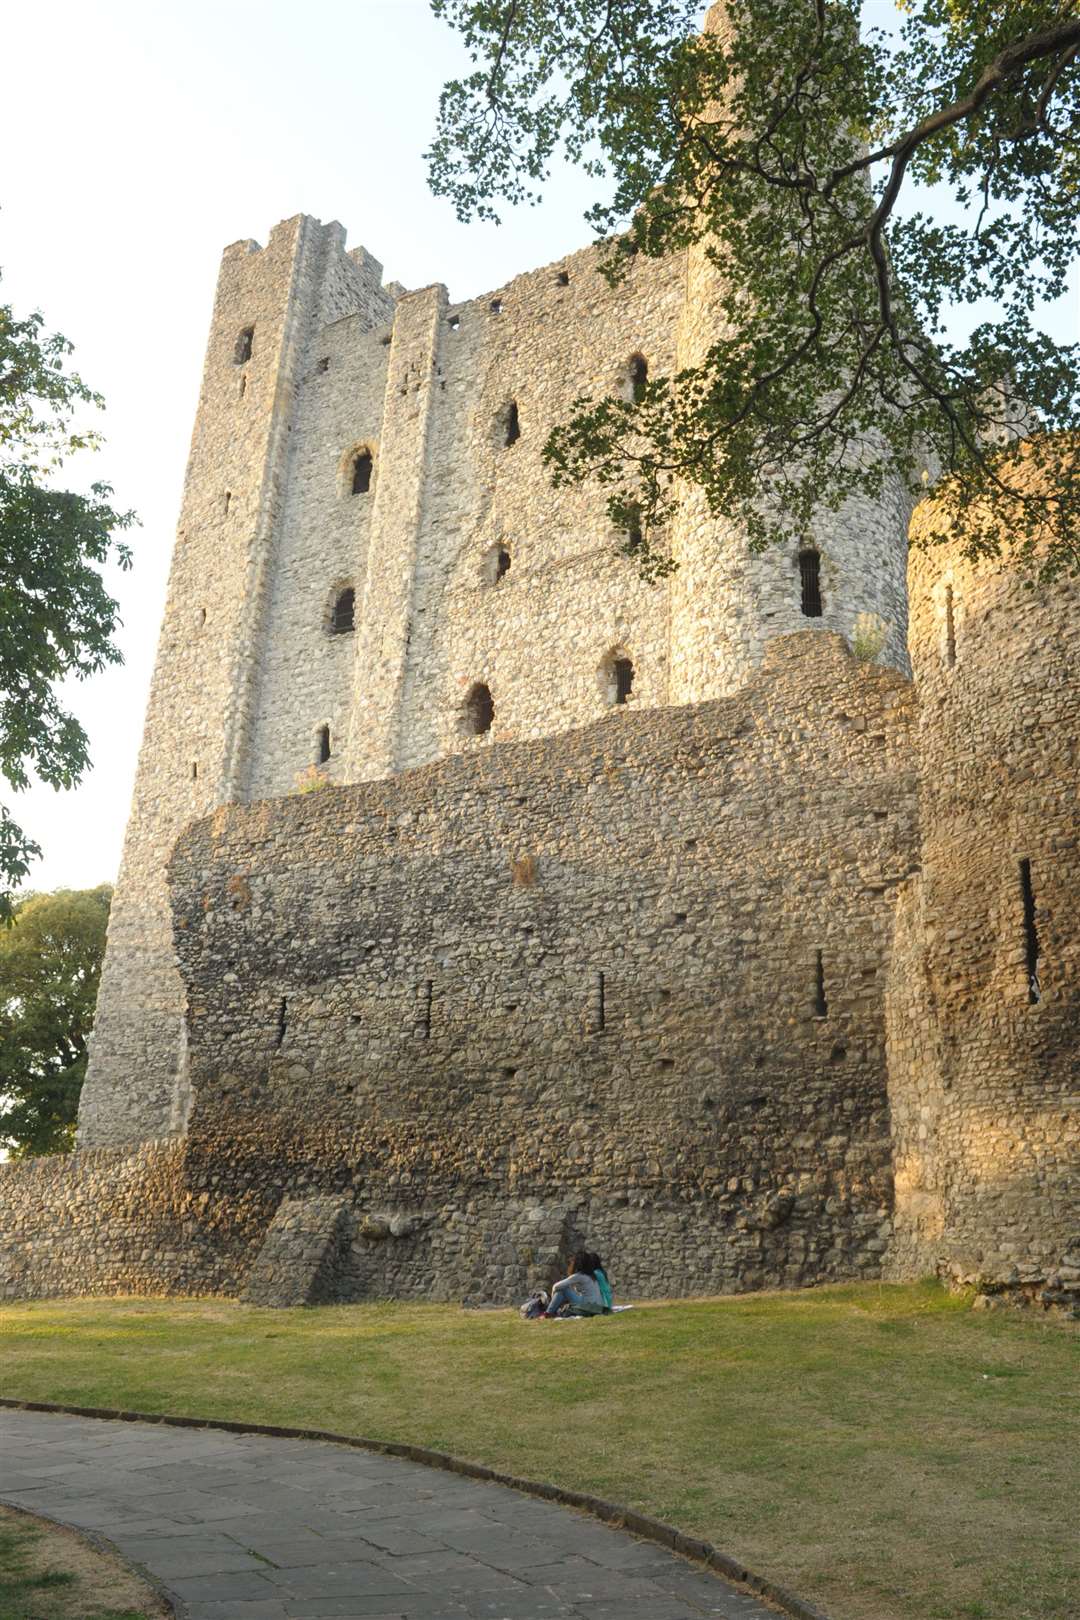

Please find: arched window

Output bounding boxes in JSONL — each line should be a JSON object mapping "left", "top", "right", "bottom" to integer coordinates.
{"left": 462, "top": 683, "right": 494, "bottom": 736}
{"left": 316, "top": 725, "right": 331, "bottom": 764}
{"left": 599, "top": 649, "right": 635, "bottom": 706}
{"left": 351, "top": 450, "right": 373, "bottom": 495}
{"left": 624, "top": 354, "right": 648, "bottom": 404}
{"left": 234, "top": 326, "right": 254, "bottom": 365}
{"left": 498, "top": 401, "right": 520, "bottom": 448}
{"left": 331, "top": 588, "right": 355, "bottom": 634}
{"left": 799, "top": 549, "right": 823, "bottom": 617}
{"left": 614, "top": 657, "right": 634, "bottom": 704}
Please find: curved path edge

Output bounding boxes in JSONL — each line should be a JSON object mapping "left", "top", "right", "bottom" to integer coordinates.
{"left": 0, "top": 1396, "right": 828, "bottom": 1620}
{"left": 0, "top": 1496, "right": 182, "bottom": 1619}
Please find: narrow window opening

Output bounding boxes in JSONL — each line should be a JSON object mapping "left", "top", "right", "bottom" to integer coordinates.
{"left": 316, "top": 725, "right": 331, "bottom": 764}
{"left": 556, "top": 270, "right": 570, "bottom": 287}
{"left": 495, "top": 547, "right": 511, "bottom": 581}
{"left": 799, "top": 549, "right": 823, "bottom": 617}
{"left": 490, "top": 298, "right": 503, "bottom": 314}
{"left": 1019, "top": 859, "right": 1041, "bottom": 1004}
{"left": 945, "top": 584, "right": 957, "bottom": 667}
{"left": 626, "top": 354, "right": 648, "bottom": 404}
{"left": 198, "top": 607, "right": 207, "bottom": 627}
{"left": 463, "top": 683, "right": 494, "bottom": 736}
{"left": 351, "top": 450, "right": 373, "bottom": 495}
{"left": 589, "top": 971, "right": 606, "bottom": 1035}
{"left": 275, "top": 997, "right": 287, "bottom": 1047}
{"left": 420, "top": 979, "right": 433, "bottom": 1040}
{"left": 192, "top": 761, "right": 198, "bottom": 780}
{"left": 614, "top": 657, "right": 634, "bottom": 705}
{"left": 238, "top": 373, "right": 247, "bottom": 399}
{"left": 331, "top": 587, "right": 355, "bottom": 634}
{"left": 234, "top": 326, "right": 254, "bottom": 365}
{"left": 499, "top": 401, "right": 520, "bottom": 447}
{"left": 813, "top": 950, "right": 828, "bottom": 1018}
{"left": 448, "top": 314, "right": 461, "bottom": 330}
{"left": 223, "top": 491, "right": 231, "bottom": 516}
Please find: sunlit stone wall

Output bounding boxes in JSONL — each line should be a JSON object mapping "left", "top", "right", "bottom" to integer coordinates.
{"left": 886, "top": 447, "right": 1080, "bottom": 1287}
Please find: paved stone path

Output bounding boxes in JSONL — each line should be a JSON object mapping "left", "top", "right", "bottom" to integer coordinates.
{"left": 0, "top": 1409, "right": 785, "bottom": 1620}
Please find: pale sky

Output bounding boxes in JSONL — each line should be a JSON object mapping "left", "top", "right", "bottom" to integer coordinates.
{"left": 1, "top": 1, "right": 1076, "bottom": 896}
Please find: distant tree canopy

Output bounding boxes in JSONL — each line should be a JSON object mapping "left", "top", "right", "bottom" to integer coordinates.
{"left": 0, "top": 283, "right": 134, "bottom": 919}
{"left": 0, "top": 884, "right": 111, "bottom": 1157}
{"left": 428, "top": 1, "right": 1080, "bottom": 582}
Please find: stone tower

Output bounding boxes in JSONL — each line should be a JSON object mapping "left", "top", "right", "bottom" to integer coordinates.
{"left": 886, "top": 444, "right": 1080, "bottom": 1284}
{"left": 78, "top": 219, "right": 395, "bottom": 1146}
{"left": 79, "top": 199, "right": 912, "bottom": 1149}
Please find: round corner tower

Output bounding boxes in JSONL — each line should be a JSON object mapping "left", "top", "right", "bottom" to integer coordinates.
{"left": 886, "top": 436, "right": 1080, "bottom": 1285}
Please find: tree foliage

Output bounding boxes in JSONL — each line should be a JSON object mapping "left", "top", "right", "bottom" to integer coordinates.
{"left": 428, "top": 1, "right": 1080, "bottom": 581}
{"left": 0, "top": 288, "right": 134, "bottom": 917}
{"left": 0, "top": 884, "right": 111, "bottom": 1157}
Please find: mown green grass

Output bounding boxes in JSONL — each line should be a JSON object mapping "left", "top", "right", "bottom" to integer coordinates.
{"left": 1, "top": 1281, "right": 1076, "bottom": 1620}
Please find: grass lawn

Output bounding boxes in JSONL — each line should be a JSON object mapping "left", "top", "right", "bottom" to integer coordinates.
{"left": 0, "top": 1504, "right": 167, "bottom": 1619}
{"left": 0, "top": 1281, "right": 1076, "bottom": 1620}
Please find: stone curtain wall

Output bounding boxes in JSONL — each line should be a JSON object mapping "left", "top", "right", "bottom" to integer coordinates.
{"left": 886, "top": 450, "right": 1080, "bottom": 1287}
{"left": 78, "top": 219, "right": 395, "bottom": 1148}
{"left": 163, "top": 633, "right": 914, "bottom": 1304}
{"left": 0, "top": 1140, "right": 243, "bottom": 1302}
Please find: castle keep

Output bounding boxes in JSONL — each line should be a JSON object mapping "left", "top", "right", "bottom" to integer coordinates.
{"left": 0, "top": 196, "right": 1075, "bottom": 1308}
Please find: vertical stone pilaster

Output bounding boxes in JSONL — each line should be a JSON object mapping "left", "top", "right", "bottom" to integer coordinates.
{"left": 347, "top": 284, "right": 447, "bottom": 780}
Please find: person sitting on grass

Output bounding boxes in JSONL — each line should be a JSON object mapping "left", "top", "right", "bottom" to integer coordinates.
{"left": 544, "top": 1251, "right": 606, "bottom": 1318}
{"left": 587, "top": 1251, "right": 614, "bottom": 1313}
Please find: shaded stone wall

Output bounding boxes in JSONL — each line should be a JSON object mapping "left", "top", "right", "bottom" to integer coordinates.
{"left": 885, "top": 454, "right": 1080, "bottom": 1286}
{"left": 164, "top": 633, "right": 912, "bottom": 1303}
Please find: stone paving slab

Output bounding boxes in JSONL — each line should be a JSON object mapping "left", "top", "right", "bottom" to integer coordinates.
{"left": 0, "top": 1408, "right": 789, "bottom": 1619}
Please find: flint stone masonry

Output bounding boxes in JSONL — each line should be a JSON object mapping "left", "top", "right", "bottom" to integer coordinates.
{"left": 885, "top": 449, "right": 1080, "bottom": 1293}
{"left": 241, "top": 1195, "right": 353, "bottom": 1307}
{"left": 177, "top": 632, "right": 913, "bottom": 1302}
{"left": 1, "top": 634, "right": 920, "bottom": 1304}
{"left": 1, "top": 119, "right": 1076, "bottom": 1304}
{"left": 77, "top": 203, "right": 913, "bottom": 1151}
{"left": 79, "top": 216, "right": 396, "bottom": 1150}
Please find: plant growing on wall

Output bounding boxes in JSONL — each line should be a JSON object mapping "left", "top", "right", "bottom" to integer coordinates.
{"left": 0, "top": 284, "right": 134, "bottom": 918}
{"left": 428, "top": 1, "right": 1079, "bottom": 582}
{"left": 850, "top": 611, "right": 890, "bottom": 660}
{"left": 0, "top": 885, "right": 111, "bottom": 1156}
